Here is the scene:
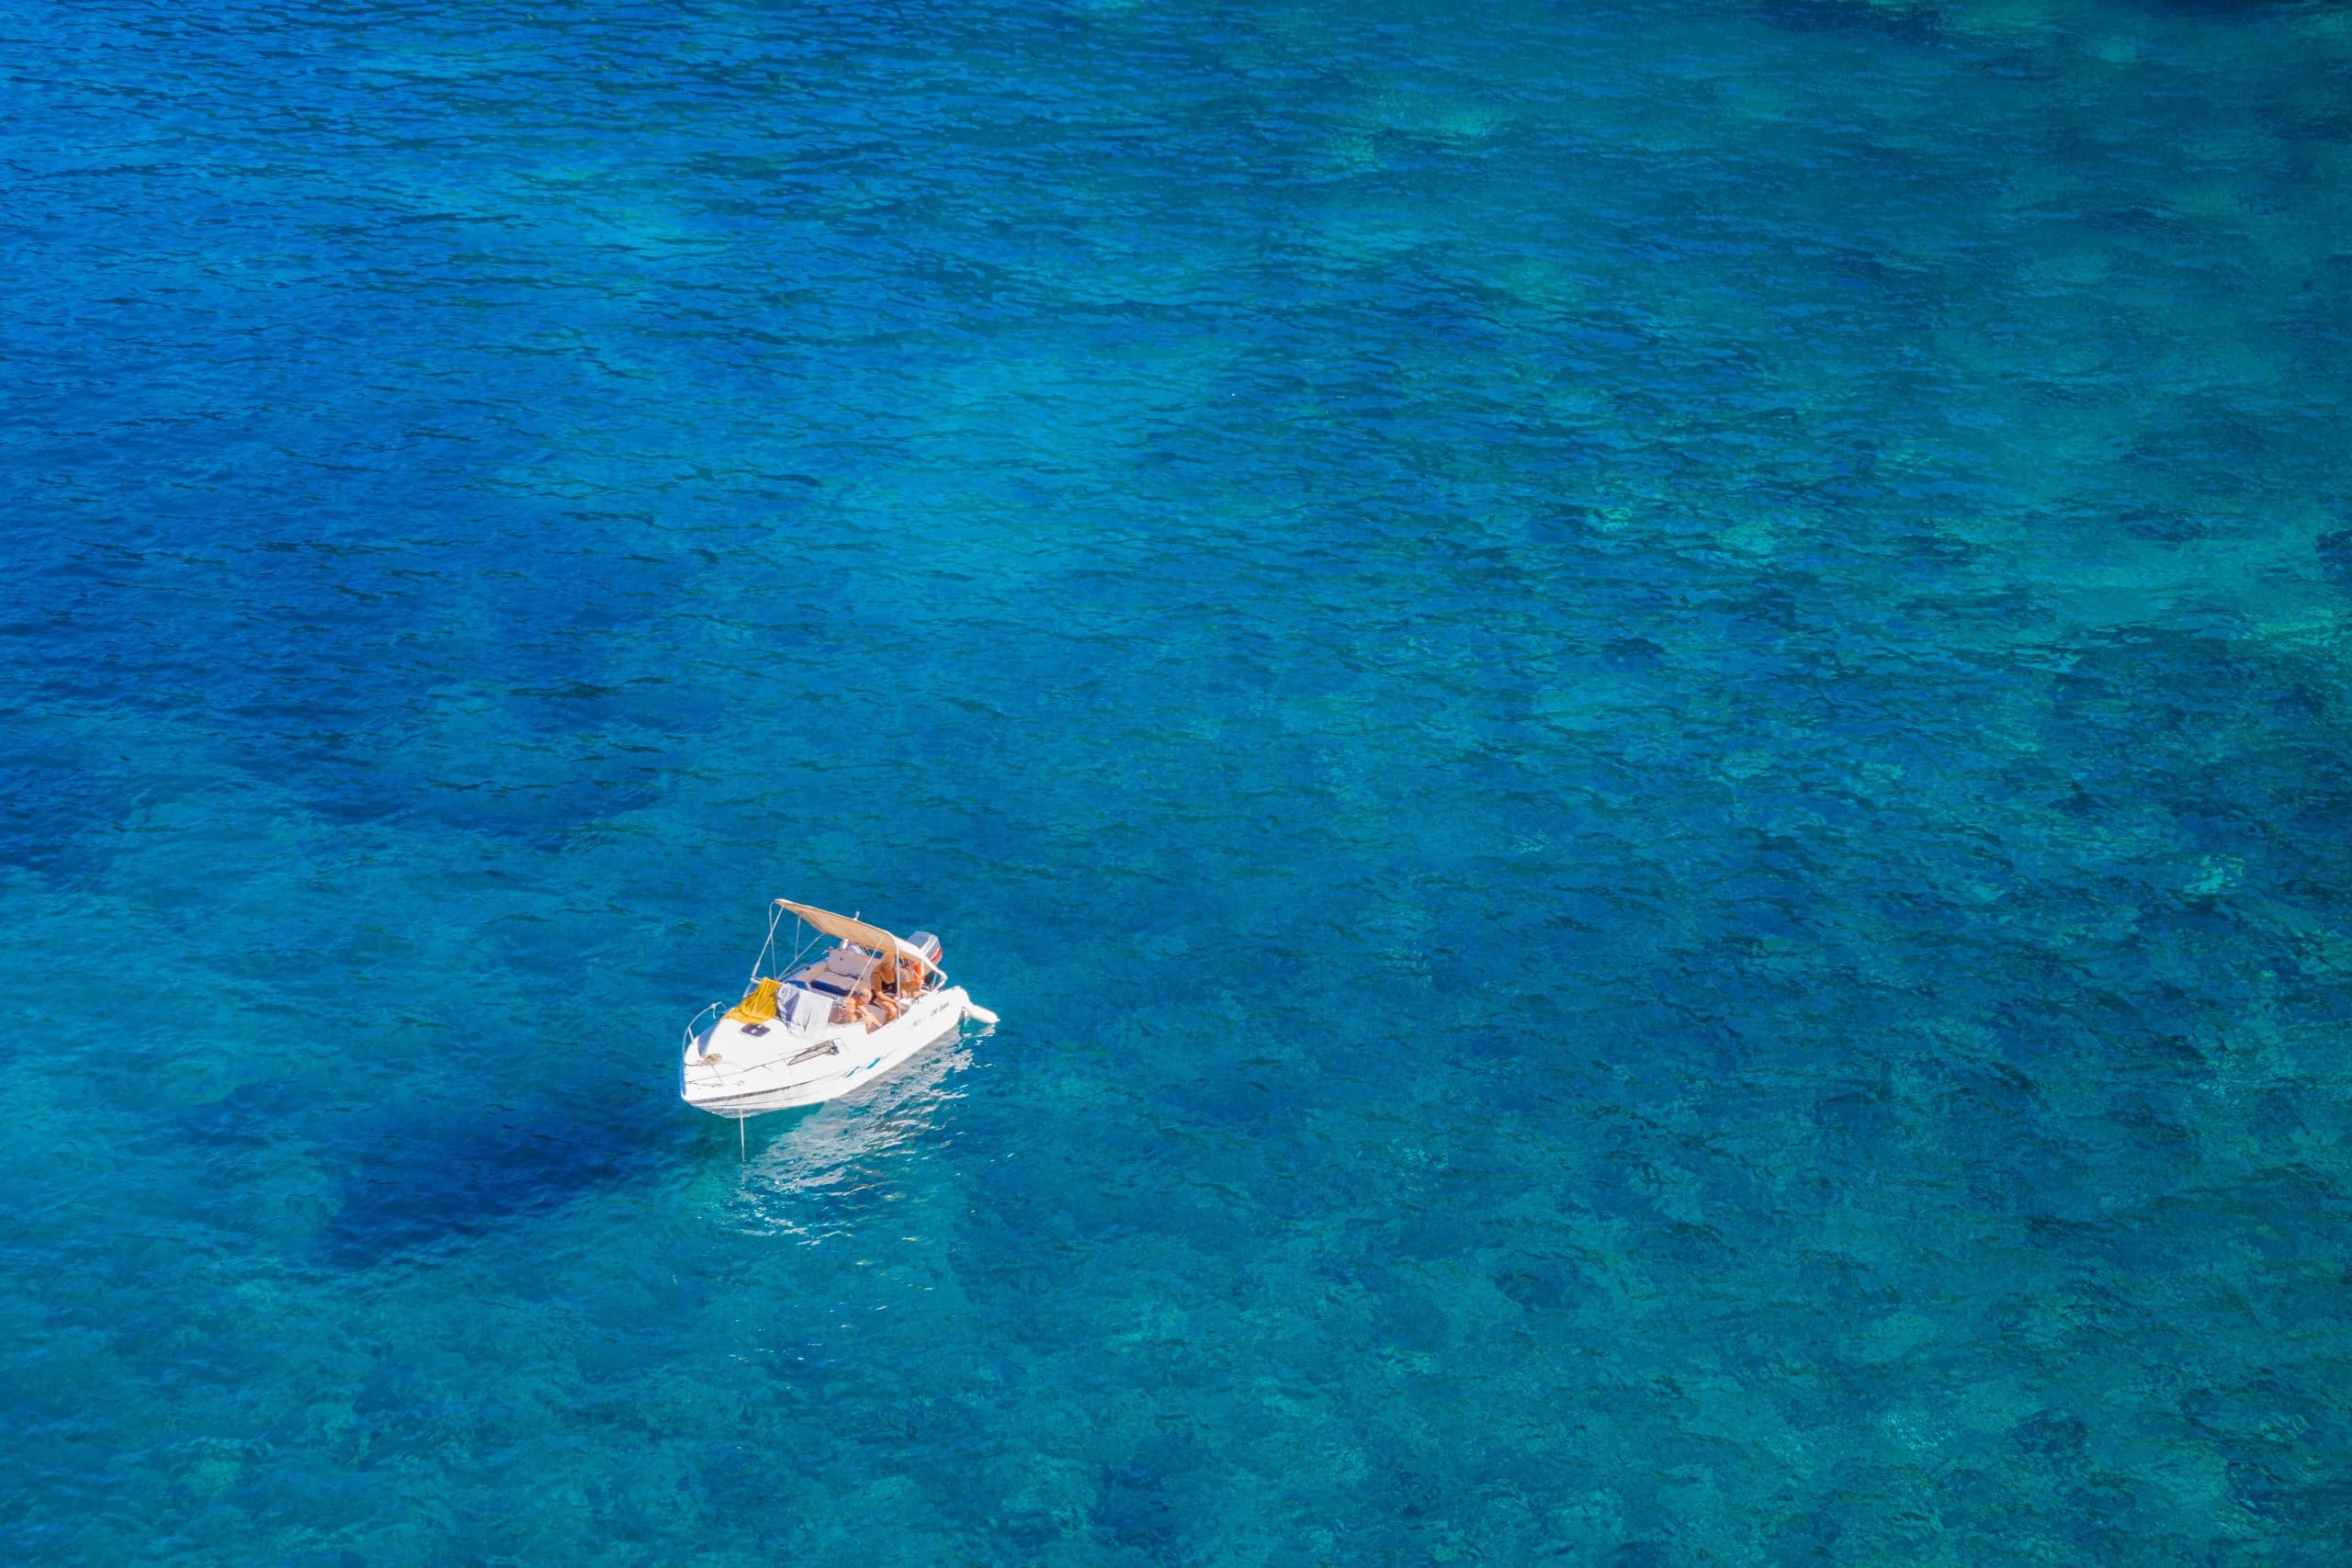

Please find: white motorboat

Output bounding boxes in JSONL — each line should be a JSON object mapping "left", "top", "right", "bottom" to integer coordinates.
{"left": 680, "top": 899, "right": 997, "bottom": 1118}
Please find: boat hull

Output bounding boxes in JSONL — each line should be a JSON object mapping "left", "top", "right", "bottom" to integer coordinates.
{"left": 680, "top": 986, "right": 979, "bottom": 1117}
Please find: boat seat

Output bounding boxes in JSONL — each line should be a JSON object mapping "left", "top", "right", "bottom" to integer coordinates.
{"left": 800, "top": 947, "right": 876, "bottom": 992}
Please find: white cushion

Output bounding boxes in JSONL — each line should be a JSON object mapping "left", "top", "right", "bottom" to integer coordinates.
{"left": 777, "top": 986, "right": 831, "bottom": 1034}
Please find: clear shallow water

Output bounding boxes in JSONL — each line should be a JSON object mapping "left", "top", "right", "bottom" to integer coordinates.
{"left": 6, "top": 0, "right": 2352, "bottom": 1559}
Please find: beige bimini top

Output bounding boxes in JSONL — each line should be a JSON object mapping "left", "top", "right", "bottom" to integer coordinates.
{"left": 774, "top": 899, "right": 928, "bottom": 963}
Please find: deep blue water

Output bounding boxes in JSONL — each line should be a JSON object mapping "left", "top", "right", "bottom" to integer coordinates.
{"left": 6, "top": 0, "right": 2352, "bottom": 1560}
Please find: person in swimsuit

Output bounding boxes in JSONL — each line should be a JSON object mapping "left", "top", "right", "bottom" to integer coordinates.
{"left": 873, "top": 953, "right": 922, "bottom": 1012}
{"left": 836, "top": 980, "right": 899, "bottom": 1030}
{"left": 832, "top": 983, "right": 876, "bottom": 1029}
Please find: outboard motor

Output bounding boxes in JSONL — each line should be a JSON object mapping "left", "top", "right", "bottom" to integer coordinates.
{"left": 906, "top": 931, "right": 944, "bottom": 966}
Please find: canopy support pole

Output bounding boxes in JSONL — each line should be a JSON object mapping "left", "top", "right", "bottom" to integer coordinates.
{"left": 749, "top": 902, "right": 784, "bottom": 990}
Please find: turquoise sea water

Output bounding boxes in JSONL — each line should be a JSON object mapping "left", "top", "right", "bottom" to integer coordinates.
{"left": 7, "top": 0, "right": 2352, "bottom": 1560}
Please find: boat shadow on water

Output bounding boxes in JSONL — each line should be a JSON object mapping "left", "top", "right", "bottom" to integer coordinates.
{"left": 316, "top": 1021, "right": 981, "bottom": 1269}
{"left": 317, "top": 1080, "right": 674, "bottom": 1269}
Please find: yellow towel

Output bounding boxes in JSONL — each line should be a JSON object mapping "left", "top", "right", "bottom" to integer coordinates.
{"left": 725, "top": 976, "right": 782, "bottom": 1024}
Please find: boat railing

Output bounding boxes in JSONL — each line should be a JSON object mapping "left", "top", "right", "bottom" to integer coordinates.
{"left": 683, "top": 999, "right": 728, "bottom": 1054}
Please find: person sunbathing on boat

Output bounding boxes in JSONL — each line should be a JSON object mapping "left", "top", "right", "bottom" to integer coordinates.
{"left": 831, "top": 981, "right": 899, "bottom": 1032}
{"left": 875, "top": 953, "right": 921, "bottom": 998}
